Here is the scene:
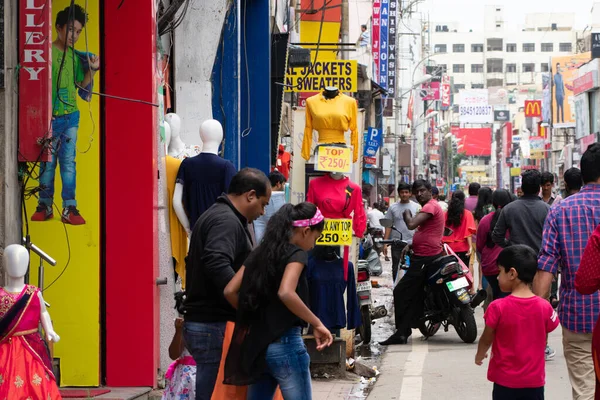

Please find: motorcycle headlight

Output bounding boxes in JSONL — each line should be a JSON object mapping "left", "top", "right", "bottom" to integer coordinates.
{"left": 440, "top": 262, "right": 461, "bottom": 276}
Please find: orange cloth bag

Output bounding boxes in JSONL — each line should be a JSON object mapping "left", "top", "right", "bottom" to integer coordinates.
{"left": 211, "top": 322, "right": 284, "bottom": 400}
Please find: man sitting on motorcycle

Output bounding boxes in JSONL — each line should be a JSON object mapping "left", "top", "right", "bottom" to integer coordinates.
{"left": 380, "top": 179, "right": 445, "bottom": 345}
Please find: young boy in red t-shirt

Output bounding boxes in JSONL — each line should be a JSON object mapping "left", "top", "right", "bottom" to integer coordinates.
{"left": 475, "top": 245, "right": 559, "bottom": 400}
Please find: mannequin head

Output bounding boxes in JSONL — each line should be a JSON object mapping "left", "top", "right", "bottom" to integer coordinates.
{"left": 323, "top": 86, "right": 339, "bottom": 99}
{"left": 164, "top": 121, "right": 172, "bottom": 154}
{"left": 4, "top": 244, "right": 29, "bottom": 280}
{"left": 165, "top": 113, "right": 181, "bottom": 138}
{"left": 200, "top": 119, "right": 224, "bottom": 155}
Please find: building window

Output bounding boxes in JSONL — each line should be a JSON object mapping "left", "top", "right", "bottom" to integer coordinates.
{"left": 522, "top": 63, "right": 535, "bottom": 72}
{"left": 434, "top": 44, "right": 447, "bottom": 53}
{"left": 453, "top": 44, "right": 465, "bottom": 52}
{"left": 541, "top": 43, "right": 554, "bottom": 52}
{"left": 454, "top": 84, "right": 465, "bottom": 90}
{"left": 506, "top": 43, "right": 517, "bottom": 52}
{"left": 559, "top": 42, "right": 572, "bottom": 52}
{"left": 487, "top": 59, "right": 503, "bottom": 73}
{"left": 471, "top": 44, "right": 484, "bottom": 52}
{"left": 496, "top": 24, "right": 501, "bottom": 28}
{"left": 541, "top": 63, "right": 549, "bottom": 72}
{"left": 506, "top": 63, "right": 517, "bottom": 73}
{"left": 471, "top": 64, "right": 484, "bottom": 73}
{"left": 453, "top": 64, "right": 465, "bottom": 73}
{"left": 472, "top": 83, "right": 484, "bottom": 89}
{"left": 523, "top": 43, "right": 535, "bottom": 52}
{"left": 487, "top": 38, "right": 503, "bottom": 51}
{"left": 487, "top": 79, "right": 503, "bottom": 87}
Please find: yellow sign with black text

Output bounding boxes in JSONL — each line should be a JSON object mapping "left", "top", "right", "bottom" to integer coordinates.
{"left": 285, "top": 60, "right": 358, "bottom": 93}
{"left": 316, "top": 219, "right": 353, "bottom": 246}
{"left": 315, "top": 146, "right": 353, "bottom": 173}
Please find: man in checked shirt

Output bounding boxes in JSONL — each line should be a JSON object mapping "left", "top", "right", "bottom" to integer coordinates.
{"left": 534, "top": 143, "right": 600, "bottom": 400}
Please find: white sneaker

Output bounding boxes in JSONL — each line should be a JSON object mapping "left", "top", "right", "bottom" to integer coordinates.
{"left": 545, "top": 345, "right": 556, "bottom": 361}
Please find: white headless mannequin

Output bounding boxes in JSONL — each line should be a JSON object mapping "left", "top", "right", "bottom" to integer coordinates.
{"left": 165, "top": 113, "right": 186, "bottom": 158}
{"left": 3, "top": 245, "right": 60, "bottom": 343}
{"left": 164, "top": 120, "right": 172, "bottom": 155}
{"left": 173, "top": 119, "right": 224, "bottom": 236}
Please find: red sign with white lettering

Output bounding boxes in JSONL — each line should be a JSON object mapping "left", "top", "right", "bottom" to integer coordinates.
{"left": 364, "top": 156, "right": 377, "bottom": 165}
{"left": 573, "top": 71, "right": 598, "bottom": 95}
{"left": 18, "top": 0, "right": 52, "bottom": 161}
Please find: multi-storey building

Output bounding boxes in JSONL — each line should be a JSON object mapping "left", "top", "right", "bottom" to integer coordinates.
{"left": 429, "top": 6, "right": 580, "bottom": 89}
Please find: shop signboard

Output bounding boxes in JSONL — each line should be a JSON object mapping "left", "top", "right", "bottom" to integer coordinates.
{"left": 285, "top": 60, "right": 358, "bottom": 92}
{"left": 529, "top": 137, "right": 545, "bottom": 160}
{"left": 524, "top": 100, "right": 542, "bottom": 118}
{"left": 458, "top": 89, "right": 493, "bottom": 123}
{"left": 23, "top": 0, "right": 102, "bottom": 385}
{"left": 420, "top": 81, "right": 440, "bottom": 101}
{"left": 494, "top": 110, "right": 510, "bottom": 122}
{"left": 593, "top": 32, "right": 600, "bottom": 59}
{"left": 552, "top": 53, "right": 591, "bottom": 128}
{"left": 441, "top": 75, "right": 451, "bottom": 109}
{"left": 316, "top": 145, "right": 353, "bottom": 173}
{"left": 364, "top": 156, "right": 377, "bottom": 165}
{"left": 379, "top": 0, "right": 389, "bottom": 90}
{"left": 386, "top": 0, "right": 398, "bottom": 95}
{"left": 316, "top": 219, "right": 353, "bottom": 246}
{"left": 372, "top": 0, "right": 381, "bottom": 83}
{"left": 18, "top": 0, "right": 53, "bottom": 161}
{"left": 574, "top": 93, "right": 591, "bottom": 140}
{"left": 510, "top": 167, "right": 521, "bottom": 177}
{"left": 581, "top": 133, "right": 597, "bottom": 152}
{"left": 573, "top": 71, "right": 598, "bottom": 95}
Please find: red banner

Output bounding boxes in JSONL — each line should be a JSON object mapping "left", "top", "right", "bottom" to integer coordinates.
{"left": 372, "top": 0, "right": 381, "bottom": 84}
{"left": 441, "top": 75, "right": 451, "bottom": 108}
{"left": 452, "top": 127, "right": 492, "bottom": 156}
{"left": 18, "top": 0, "right": 52, "bottom": 161}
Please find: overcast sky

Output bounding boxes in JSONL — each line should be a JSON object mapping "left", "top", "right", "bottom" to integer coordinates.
{"left": 420, "top": 0, "right": 596, "bottom": 31}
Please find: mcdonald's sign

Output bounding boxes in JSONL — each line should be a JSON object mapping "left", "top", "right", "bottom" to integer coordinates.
{"left": 525, "top": 100, "right": 542, "bottom": 118}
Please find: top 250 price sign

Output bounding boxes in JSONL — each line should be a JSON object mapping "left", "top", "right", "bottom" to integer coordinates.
{"left": 316, "top": 146, "right": 353, "bottom": 174}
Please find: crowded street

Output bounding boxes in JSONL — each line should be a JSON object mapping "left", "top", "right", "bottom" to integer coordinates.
{"left": 4, "top": 0, "right": 600, "bottom": 399}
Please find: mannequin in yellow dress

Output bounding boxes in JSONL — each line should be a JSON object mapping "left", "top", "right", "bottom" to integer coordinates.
{"left": 301, "top": 87, "right": 359, "bottom": 163}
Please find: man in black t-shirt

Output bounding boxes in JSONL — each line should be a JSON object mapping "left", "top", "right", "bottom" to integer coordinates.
{"left": 182, "top": 168, "right": 271, "bottom": 400}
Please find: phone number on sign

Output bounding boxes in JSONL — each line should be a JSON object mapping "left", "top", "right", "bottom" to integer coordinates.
{"left": 459, "top": 105, "right": 492, "bottom": 116}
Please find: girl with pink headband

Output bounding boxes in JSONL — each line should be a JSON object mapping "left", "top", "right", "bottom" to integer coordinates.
{"left": 222, "top": 202, "right": 332, "bottom": 399}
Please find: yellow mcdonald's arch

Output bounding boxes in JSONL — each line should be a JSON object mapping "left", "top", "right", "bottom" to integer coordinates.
{"left": 525, "top": 101, "right": 541, "bottom": 117}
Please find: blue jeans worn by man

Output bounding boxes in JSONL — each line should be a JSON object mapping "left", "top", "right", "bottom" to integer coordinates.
{"left": 33, "top": 111, "right": 86, "bottom": 225}
{"left": 183, "top": 321, "right": 227, "bottom": 400}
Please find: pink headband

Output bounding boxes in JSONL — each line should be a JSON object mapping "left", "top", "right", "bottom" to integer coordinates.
{"left": 292, "top": 208, "right": 324, "bottom": 227}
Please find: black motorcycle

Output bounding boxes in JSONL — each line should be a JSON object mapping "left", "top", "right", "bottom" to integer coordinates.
{"left": 380, "top": 219, "right": 486, "bottom": 344}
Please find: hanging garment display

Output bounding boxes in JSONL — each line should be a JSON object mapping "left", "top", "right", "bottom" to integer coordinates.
{"left": 275, "top": 144, "right": 291, "bottom": 180}
{"left": 301, "top": 92, "right": 359, "bottom": 163}
{"left": 166, "top": 155, "right": 189, "bottom": 288}
{"left": 307, "top": 252, "right": 361, "bottom": 330}
{"left": 307, "top": 174, "right": 366, "bottom": 237}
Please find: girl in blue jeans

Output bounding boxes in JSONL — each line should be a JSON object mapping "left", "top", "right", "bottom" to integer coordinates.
{"left": 223, "top": 202, "right": 333, "bottom": 400}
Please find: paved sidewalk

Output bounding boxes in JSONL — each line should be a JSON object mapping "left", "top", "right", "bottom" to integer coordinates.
{"left": 313, "top": 379, "right": 369, "bottom": 400}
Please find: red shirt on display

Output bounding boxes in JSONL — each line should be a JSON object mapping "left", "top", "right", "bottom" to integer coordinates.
{"left": 412, "top": 200, "right": 444, "bottom": 256}
{"left": 307, "top": 174, "right": 366, "bottom": 237}
{"left": 485, "top": 295, "right": 559, "bottom": 388}
{"left": 276, "top": 145, "right": 291, "bottom": 180}
{"left": 443, "top": 210, "right": 476, "bottom": 253}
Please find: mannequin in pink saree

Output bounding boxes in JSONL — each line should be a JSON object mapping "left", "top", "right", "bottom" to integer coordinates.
{"left": 0, "top": 284, "right": 61, "bottom": 399}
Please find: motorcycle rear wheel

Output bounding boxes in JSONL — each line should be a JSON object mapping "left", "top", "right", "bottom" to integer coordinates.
{"left": 418, "top": 320, "right": 441, "bottom": 338}
{"left": 358, "top": 305, "right": 372, "bottom": 344}
{"left": 454, "top": 306, "right": 477, "bottom": 343}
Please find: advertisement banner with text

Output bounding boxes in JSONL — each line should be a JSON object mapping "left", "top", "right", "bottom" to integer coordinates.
{"left": 285, "top": 60, "right": 358, "bottom": 92}
{"left": 386, "top": 0, "right": 398, "bottom": 95}
{"left": 24, "top": 0, "right": 101, "bottom": 385}
{"left": 551, "top": 52, "right": 591, "bottom": 128}
{"left": 372, "top": 0, "right": 381, "bottom": 84}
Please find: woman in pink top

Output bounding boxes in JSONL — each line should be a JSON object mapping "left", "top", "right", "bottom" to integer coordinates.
{"left": 443, "top": 190, "right": 476, "bottom": 267}
{"left": 476, "top": 245, "right": 559, "bottom": 399}
{"left": 476, "top": 189, "right": 514, "bottom": 300}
